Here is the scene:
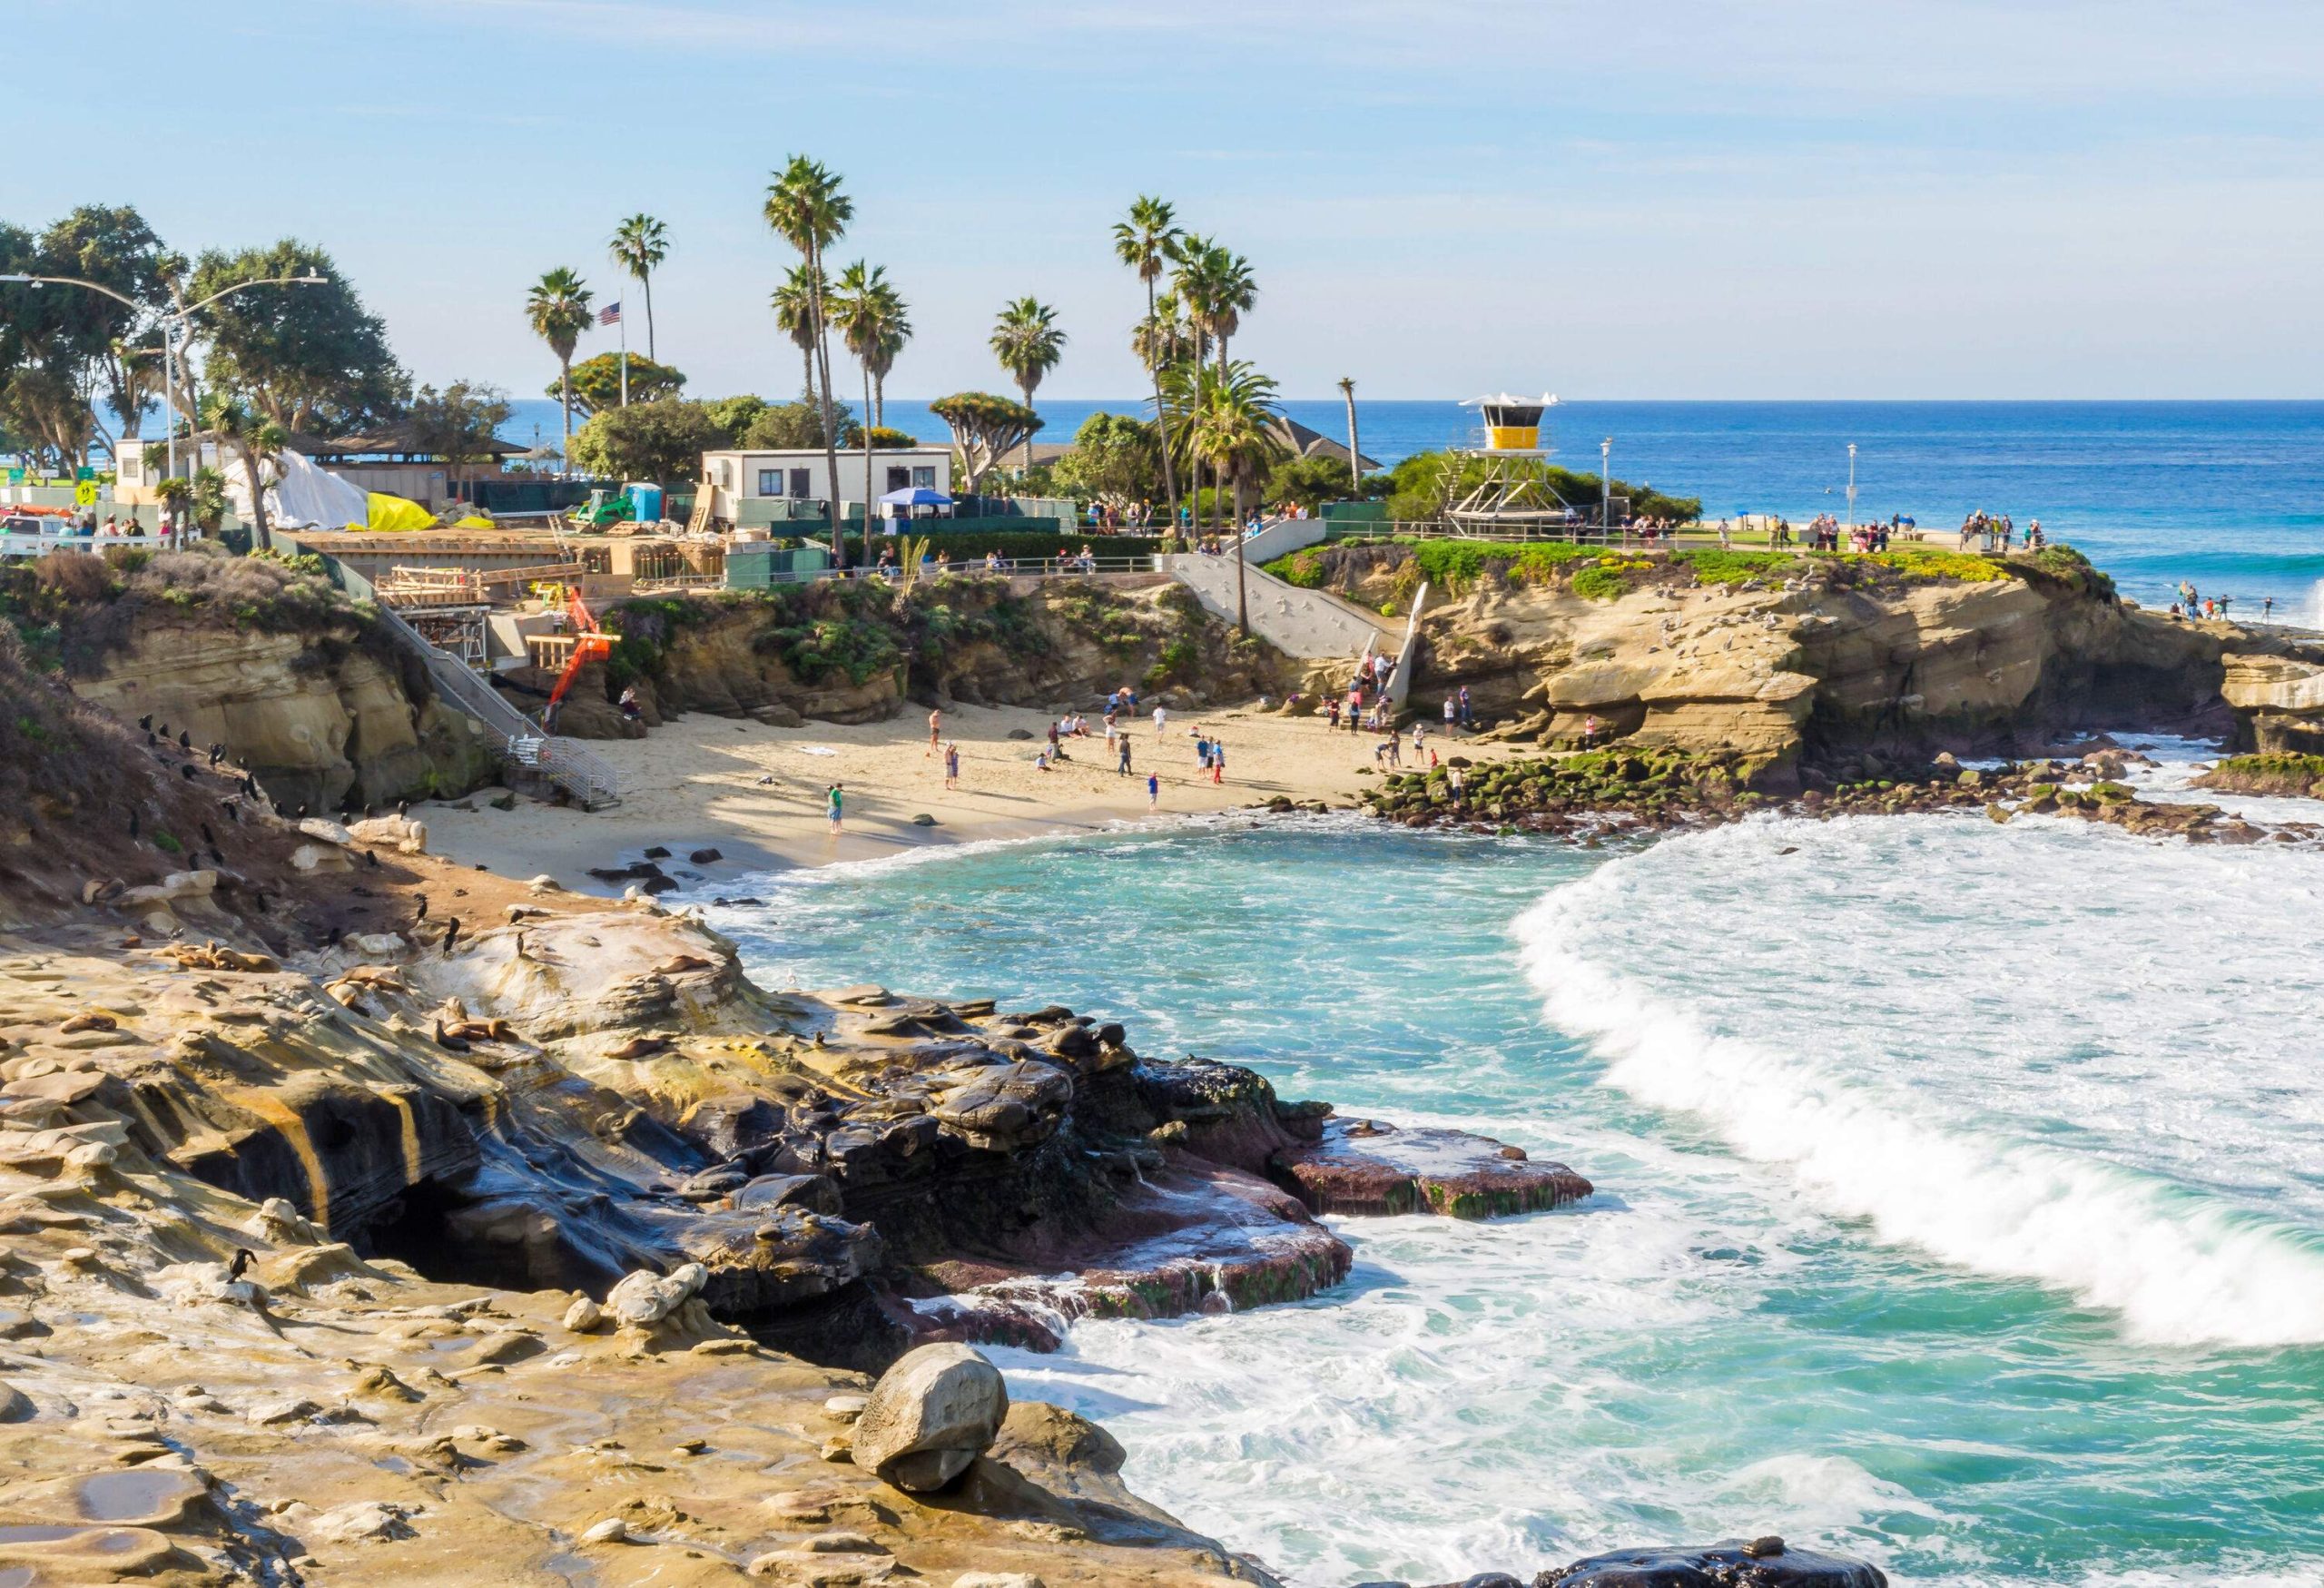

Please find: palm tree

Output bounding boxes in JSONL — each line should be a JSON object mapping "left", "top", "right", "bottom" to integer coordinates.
{"left": 607, "top": 214, "right": 670, "bottom": 362}
{"left": 1114, "top": 195, "right": 1184, "bottom": 523}
{"left": 764, "top": 156, "right": 852, "bottom": 563}
{"left": 1337, "top": 376, "right": 1362, "bottom": 493}
{"left": 202, "top": 392, "right": 286, "bottom": 551}
{"left": 831, "top": 261, "right": 911, "bottom": 528}
{"left": 990, "top": 298, "right": 1066, "bottom": 472}
{"left": 1183, "top": 360, "right": 1284, "bottom": 633}
{"left": 526, "top": 268, "right": 595, "bottom": 459}
{"left": 770, "top": 263, "right": 830, "bottom": 409}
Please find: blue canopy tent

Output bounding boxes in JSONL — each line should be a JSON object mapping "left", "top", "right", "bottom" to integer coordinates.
{"left": 878, "top": 486, "right": 954, "bottom": 524}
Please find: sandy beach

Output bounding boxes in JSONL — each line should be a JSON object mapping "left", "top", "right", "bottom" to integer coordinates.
{"left": 417, "top": 702, "right": 1516, "bottom": 888}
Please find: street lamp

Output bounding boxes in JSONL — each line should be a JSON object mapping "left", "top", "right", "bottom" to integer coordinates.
{"left": 1600, "top": 437, "right": 1613, "bottom": 541}
{"left": 1846, "top": 442, "right": 1857, "bottom": 528}
{"left": 0, "top": 271, "right": 327, "bottom": 490}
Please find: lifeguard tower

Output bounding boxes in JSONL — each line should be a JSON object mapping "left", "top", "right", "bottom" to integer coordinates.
{"left": 1444, "top": 392, "right": 1577, "bottom": 538}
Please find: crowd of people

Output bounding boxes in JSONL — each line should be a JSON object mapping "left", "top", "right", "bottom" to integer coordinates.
{"left": 1956, "top": 510, "right": 2043, "bottom": 552}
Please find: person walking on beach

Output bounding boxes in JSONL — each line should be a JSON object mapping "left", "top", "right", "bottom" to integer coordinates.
{"left": 826, "top": 783, "right": 843, "bottom": 835}
{"left": 1210, "top": 740, "right": 1225, "bottom": 784}
{"left": 927, "top": 707, "right": 942, "bottom": 757}
{"left": 2263, "top": 596, "right": 2275, "bottom": 621}
{"left": 1118, "top": 735, "right": 1133, "bottom": 776}
{"left": 943, "top": 741, "right": 960, "bottom": 790}
{"left": 1153, "top": 703, "right": 1167, "bottom": 737}
{"left": 1458, "top": 686, "right": 1473, "bottom": 730}
{"left": 1147, "top": 770, "right": 1159, "bottom": 811}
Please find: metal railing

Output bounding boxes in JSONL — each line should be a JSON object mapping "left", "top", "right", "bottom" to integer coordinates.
{"left": 744, "top": 554, "right": 1162, "bottom": 588}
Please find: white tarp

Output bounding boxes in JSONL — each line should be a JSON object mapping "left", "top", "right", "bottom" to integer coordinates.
{"left": 223, "top": 449, "right": 368, "bottom": 530}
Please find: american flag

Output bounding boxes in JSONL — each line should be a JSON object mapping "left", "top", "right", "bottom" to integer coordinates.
{"left": 597, "top": 301, "right": 622, "bottom": 326}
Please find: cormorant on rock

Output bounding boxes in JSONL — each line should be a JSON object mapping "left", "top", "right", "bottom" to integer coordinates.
{"left": 180, "top": 764, "right": 196, "bottom": 780}
{"left": 362, "top": 849, "right": 380, "bottom": 868}
{"left": 252, "top": 890, "right": 268, "bottom": 913}
{"left": 208, "top": 847, "right": 226, "bottom": 867}
{"left": 227, "top": 1248, "right": 255, "bottom": 1280}
{"left": 144, "top": 731, "right": 157, "bottom": 747}
{"left": 324, "top": 924, "right": 343, "bottom": 949}
{"left": 413, "top": 893, "right": 429, "bottom": 922}
{"left": 220, "top": 801, "right": 239, "bottom": 824}
{"left": 128, "top": 810, "right": 140, "bottom": 839}
{"left": 138, "top": 714, "right": 152, "bottom": 732}
{"left": 270, "top": 798, "right": 285, "bottom": 816}
{"left": 432, "top": 1019, "right": 470, "bottom": 1053}
{"left": 178, "top": 729, "right": 191, "bottom": 750}
{"left": 296, "top": 804, "right": 309, "bottom": 819}
{"left": 397, "top": 800, "right": 409, "bottom": 819}
{"left": 208, "top": 744, "right": 224, "bottom": 767}
{"left": 156, "top": 723, "right": 169, "bottom": 740}
{"left": 201, "top": 823, "right": 216, "bottom": 847}
{"left": 440, "top": 917, "right": 461, "bottom": 955}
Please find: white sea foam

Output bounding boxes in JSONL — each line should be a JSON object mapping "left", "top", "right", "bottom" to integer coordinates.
{"left": 1514, "top": 812, "right": 2324, "bottom": 1347}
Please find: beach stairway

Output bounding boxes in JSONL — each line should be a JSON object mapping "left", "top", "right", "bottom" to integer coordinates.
{"left": 300, "top": 543, "right": 623, "bottom": 809}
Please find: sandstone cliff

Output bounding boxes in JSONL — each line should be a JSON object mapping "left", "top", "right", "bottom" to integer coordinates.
{"left": 1286, "top": 540, "right": 2319, "bottom": 779}
{"left": 535, "top": 576, "right": 1294, "bottom": 739}
{"left": 5, "top": 547, "right": 498, "bottom": 811}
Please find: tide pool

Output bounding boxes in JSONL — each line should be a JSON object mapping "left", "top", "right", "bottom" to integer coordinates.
{"left": 707, "top": 795, "right": 2324, "bottom": 1586}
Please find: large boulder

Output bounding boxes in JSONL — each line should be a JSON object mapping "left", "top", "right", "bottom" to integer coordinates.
{"left": 605, "top": 1261, "right": 708, "bottom": 1327}
{"left": 1541, "top": 1540, "right": 1887, "bottom": 1588}
{"left": 851, "top": 1343, "right": 1009, "bottom": 1493}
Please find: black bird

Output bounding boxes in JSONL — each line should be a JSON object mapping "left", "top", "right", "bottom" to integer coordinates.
{"left": 440, "top": 917, "right": 461, "bottom": 955}
{"left": 220, "top": 801, "right": 239, "bottom": 824}
{"left": 201, "top": 823, "right": 216, "bottom": 847}
{"left": 296, "top": 804, "right": 309, "bottom": 820}
{"left": 270, "top": 798, "right": 285, "bottom": 816}
{"left": 180, "top": 764, "right": 196, "bottom": 780}
{"left": 227, "top": 1248, "right": 255, "bottom": 1280}
{"left": 413, "top": 894, "right": 429, "bottom": 922}
{"left": 208, "top": 744, "right": 224, "bottom": 767}
{"left": 156, "top": 723, "right": 169, "bottom": 740}
{"left": 128, "top": 810, "right": 140, "bottom": 839}
{"left": 241, "top": 775, "right": 256, "bottom": 799}
{"left": 362, "top": 849, "right": 379, "bottom": 869}
{"left": 397, "top": 800, "right": 409, "bottom": 819}
{"left": 208, "top": 847, "right": 226, "bottom": 867}
{"left": 138, "top": 714, "right": 152, "bottom": 732}
{"left": 177, "top": 729, "right": 191, "bottom": 750}
{"left": 324, "top": 924, "right": 344, "bottom": 950}
{"left": 252, "top": 890, "right": 268, "bottom": 913}
{"left": 144, "top": 731, "right": 157, "bottom": 747}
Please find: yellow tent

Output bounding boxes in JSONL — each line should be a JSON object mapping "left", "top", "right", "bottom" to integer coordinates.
{"left": 360, "top": 494, "right": 436, "bottom": 533}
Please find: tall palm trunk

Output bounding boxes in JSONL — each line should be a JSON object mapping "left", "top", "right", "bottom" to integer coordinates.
{"left": 237, "top": 443, "right": 271, "bottom": 551}
{"left": 872, "top": 371, "right": 885, "bottom": 429}
{"left": 806, "top": 243, "right": 844, "bottom": 567}
{"left": 1147, "top": 282, "right": 1178, "bottom": 528}
{"left": 862, "top": 362, "right": 876, "bottom": 539}
{"left": 558, "top": 359, "right": 573, "bottom": 462}
{"left": 1341, "top": 380, "right": 1361, "bottom": 492}
{"left": 643, "top": 271, "right": 656, "bottom": 362}
{"left": 1019, "top": 379, "right": 1037, "bottom": 471}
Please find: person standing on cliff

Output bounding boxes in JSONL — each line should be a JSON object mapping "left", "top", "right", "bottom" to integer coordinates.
{"left": 826, "top": 784, "right": 843, "bottom": 835}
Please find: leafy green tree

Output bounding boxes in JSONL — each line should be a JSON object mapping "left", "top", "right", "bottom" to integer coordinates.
{"left": 929, "top": 392, "right": 1039, "bottom": 497}
{"left": 566, "top": 398, "right": 724, "bottom": 487}
{"left": 192, "top": 241, "right": 404, "bottom": 434}
{"left": 607, "top": 214, "right": 669, "bottom": 360}
{"left": 702, "top": 394, "right": 769, "bottom": 448}
{"left": 405, "top": 380, "right": 513, "bottom": 464}
{"left": 764, "top": 155, "right": 853, "bottom": 562}
{"left": 738, "top": 398, "right": 862, "bottom": 451}
{"left": 989, "top": 297, "right": 1065, "bottom": 471}
{"left": 1265, "top": 451, "right": 1369, "bottom": 512}
{"left": 0, "top": 208, "right": 173, "bottom": 467}
{"left": 1053, "top": 411, "right": 1162, "bottom": 509}
{"left": 865, "top": 425, "right": 919, "bottom": 450}
{"left": 525, "top": 267, "right": 594, "bottom": 457}
{"left": 768, "top": 263, "right": 828, "bottom": 422}
{"left": 1113, "top": 195, "right": 1184, "bottom": 520}
{"left": 556, "top": 351, "right": 684, "bottom": 419}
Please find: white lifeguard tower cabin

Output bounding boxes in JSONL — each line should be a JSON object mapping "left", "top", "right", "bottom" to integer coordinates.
{"left": 1446, "top": 392, "right": 1578, "bottom": 537}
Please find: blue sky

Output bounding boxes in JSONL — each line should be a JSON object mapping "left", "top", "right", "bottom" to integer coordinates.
{"left": 15, "top": 0, "right": 2324, "bottom": 400}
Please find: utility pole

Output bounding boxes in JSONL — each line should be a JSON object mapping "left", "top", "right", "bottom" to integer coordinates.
{"left": 1846, "top": 443, "right": 1857, "bottom": 528}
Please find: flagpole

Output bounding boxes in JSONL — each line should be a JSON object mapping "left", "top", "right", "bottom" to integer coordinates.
{"left": 618, "top": 304, "right": 629, "bottom": 408}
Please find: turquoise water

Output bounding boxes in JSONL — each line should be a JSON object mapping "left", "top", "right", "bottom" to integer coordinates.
{"left": 708, "top": 801, "right": 2324, "bottom": 1586}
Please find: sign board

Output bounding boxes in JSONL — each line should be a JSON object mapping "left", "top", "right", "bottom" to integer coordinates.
{"left": 74, "top": 479, "right": 99, "bottom": 507}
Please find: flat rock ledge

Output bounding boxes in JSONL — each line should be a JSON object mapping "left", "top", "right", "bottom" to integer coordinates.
{"left": 1365, "top": 1537, "right": 1888, "bottom": 1588}
{"left": 1275, "top": 1119, "right": 1592, "bottom": 1218}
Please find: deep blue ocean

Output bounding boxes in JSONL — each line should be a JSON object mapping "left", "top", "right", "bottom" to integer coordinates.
{"left": 497, "top": 396, "right": 2324, "bottom": 619}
